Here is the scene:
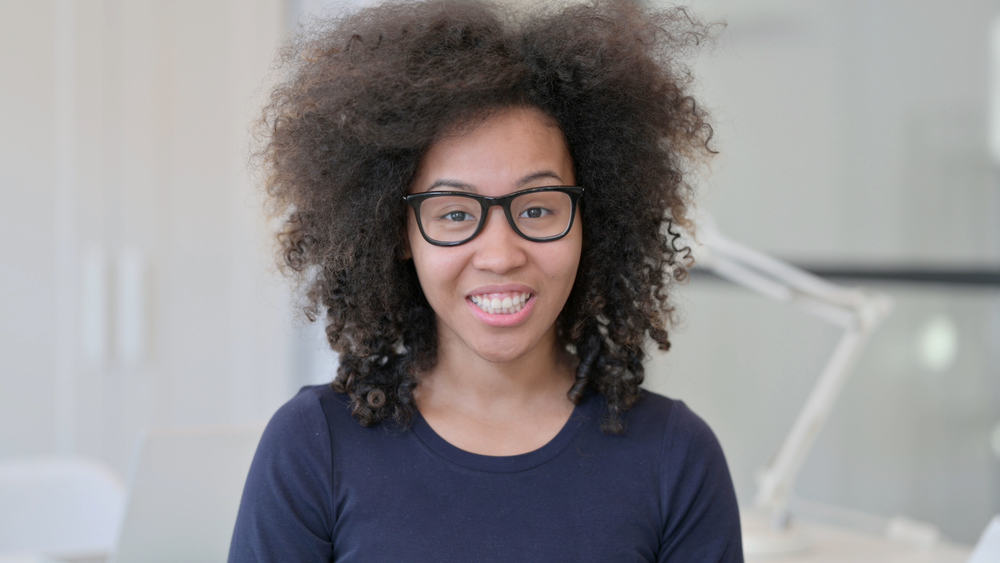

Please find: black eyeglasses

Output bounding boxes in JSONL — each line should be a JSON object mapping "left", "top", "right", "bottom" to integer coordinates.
{"left": 403, "top": 186, "right": 584, "bottom": 246}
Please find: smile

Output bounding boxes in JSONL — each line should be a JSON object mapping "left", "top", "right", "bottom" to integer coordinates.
{"left": 468, "top": 292, "right": 532, "bottom": 315}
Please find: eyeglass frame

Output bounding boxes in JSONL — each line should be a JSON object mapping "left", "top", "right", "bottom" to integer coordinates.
{"left": 402, "top": 185, "right": 584, "bottom": 247}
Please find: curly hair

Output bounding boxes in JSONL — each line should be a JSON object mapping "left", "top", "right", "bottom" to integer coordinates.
{"left": 259, "top": 0, "right": 714, "bottom": 433}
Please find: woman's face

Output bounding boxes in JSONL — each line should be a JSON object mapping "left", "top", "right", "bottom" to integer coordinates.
{"left": 406, "top": 106, "right": 582, "bottom": 366}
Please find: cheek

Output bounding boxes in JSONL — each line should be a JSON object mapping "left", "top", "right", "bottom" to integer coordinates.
{"left": 408, "top": 241, "right": 464, "bottom": 303}
{"left": 541, "top": 241, "right": 582, "bottom": 290}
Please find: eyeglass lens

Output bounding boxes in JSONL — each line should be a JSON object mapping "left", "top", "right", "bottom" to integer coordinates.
{"left": 418, "top": 190, "right": 573, "bottom": 244}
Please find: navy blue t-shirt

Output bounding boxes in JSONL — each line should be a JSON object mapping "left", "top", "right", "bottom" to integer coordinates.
{"left": 229, "top": 384, "right": 743, "bottom": 562}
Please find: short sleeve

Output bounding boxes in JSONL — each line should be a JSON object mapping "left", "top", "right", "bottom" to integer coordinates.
{"left": 228, "top": 387, "right": 335, "bottom": 563}
{"left": 658, "top": 401, "right": 743, "bottom": 562}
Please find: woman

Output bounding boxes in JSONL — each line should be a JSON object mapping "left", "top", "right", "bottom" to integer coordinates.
{"left": 230, "top": 0, "right": 742, "bottom": 561}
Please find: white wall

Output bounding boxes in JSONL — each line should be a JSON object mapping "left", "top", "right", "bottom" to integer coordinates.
{"left": 1, "top": 0, "right": 61, "bottom": 458}
{"left": 0, "top": 0, "right": 293, "bottom": 476}
{"left": 686, "top": 0, "right": 999, "bottom": 263}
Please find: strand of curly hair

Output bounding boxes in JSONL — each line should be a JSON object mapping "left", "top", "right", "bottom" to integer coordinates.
{"left": 258, "top": 0, "right": 714, "bottom": 434}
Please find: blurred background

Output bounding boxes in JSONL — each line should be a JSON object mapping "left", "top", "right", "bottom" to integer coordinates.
{"left": 1, "top": 0, "right": 997, "bottom": 558}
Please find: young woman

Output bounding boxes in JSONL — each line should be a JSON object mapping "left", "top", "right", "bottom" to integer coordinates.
{"left": 230, "top": 1, "right": 743, "bottom": 561}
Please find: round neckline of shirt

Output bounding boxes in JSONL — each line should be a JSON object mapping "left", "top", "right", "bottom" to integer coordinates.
{"left": 412, "top": 391, "right": 598, "bottom": 473}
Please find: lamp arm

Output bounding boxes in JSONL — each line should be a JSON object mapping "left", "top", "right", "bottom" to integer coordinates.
{"left": 691, "top": 215, "right": 892, "bottom": 527}
{"left": 753, "top": 319, "right": 871, "bottom": 517}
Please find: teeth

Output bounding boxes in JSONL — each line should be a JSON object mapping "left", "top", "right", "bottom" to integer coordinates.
{"left": 470, "top": 292, "right": 531, "bottom": 315}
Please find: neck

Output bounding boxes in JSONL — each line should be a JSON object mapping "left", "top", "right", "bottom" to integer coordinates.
{"left": 416, "top": 327, "right": 575, "bottom": 416}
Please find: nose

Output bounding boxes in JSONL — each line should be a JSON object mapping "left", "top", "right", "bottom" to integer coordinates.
{"left": 470, "top": 206, "right": 527, "bottom": 273}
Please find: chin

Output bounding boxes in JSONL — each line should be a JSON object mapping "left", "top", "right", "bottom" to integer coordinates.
{"left": 468, "top": 337, "right": 535, "bottom": 365}
{"left": 473, "top": 347, "right": 526, "bottom": 365}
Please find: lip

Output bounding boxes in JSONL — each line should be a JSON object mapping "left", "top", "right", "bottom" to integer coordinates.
{"left": 465, "top": 283, "right": 536, "bottom": 328}
{"left": 466, "top": 294, "right": 536, "bottom": 327}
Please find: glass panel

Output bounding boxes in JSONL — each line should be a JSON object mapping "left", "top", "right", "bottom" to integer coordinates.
{"left": 419, "top": 195, "right": 481, "bottom": 242}
{"left": 511, "top": 191, "right": 572, "bottom": 238}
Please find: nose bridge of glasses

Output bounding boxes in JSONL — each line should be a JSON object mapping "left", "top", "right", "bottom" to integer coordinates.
{"left": 480, "top": 197, "right": 518, "bottom": 237}
{"left": 470, "top": 199, "right": 528, "bottom": 272}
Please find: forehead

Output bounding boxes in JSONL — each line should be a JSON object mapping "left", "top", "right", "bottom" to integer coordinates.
{"left": 410, "top": 107, "right": 575, "bottom": 194}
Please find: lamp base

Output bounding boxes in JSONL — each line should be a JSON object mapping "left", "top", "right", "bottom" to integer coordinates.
{"left": 742, "top": 510, "right": 812, "bottom": 557}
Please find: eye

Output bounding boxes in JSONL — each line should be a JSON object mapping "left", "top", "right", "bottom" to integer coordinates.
{"left": 441, "top": 210, "right": 476, "bottom": 222}
{"left": 519, "top": 207, "right": 552, "bottom": 219}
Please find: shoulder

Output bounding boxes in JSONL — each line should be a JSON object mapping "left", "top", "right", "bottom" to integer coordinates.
{"left": 630, "top": 391, "right": 744, "bottom": 561}
{"left": 245, "top": 384, "right": 345, "bottom": 498}
{"left": 624, "top": 389, "right": 729, "bottom": 481}
{"left": 620, "top": 389, "right": 721, "bottom": 455}
{"left": 579, "top": 389, "right": 730, "bottom": 484}
{"left": 260, "top": 384, "right": 408, "bottom": 470}
{"left": 229, "top": 385, "right": 348, "bottom": 561}
{"left": 241, "top": 384, "right": 355, "bottom": 523}
{"left": 257, "top": 384, "right": 347, "bottom": 452}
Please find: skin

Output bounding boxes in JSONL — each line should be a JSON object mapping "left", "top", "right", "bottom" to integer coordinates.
{"left": 406, "top": 106, "right": 583, "bottom": 455}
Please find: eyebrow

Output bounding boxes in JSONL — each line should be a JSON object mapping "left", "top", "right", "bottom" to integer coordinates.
{"left": 427, "top": 179, "right": 475, "bottom": 192}
{"left": 424, "top": 170, "right": 565, "bottom": 193}
{"left": 517, "top": 170, "right": 565, "bottom": 186}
